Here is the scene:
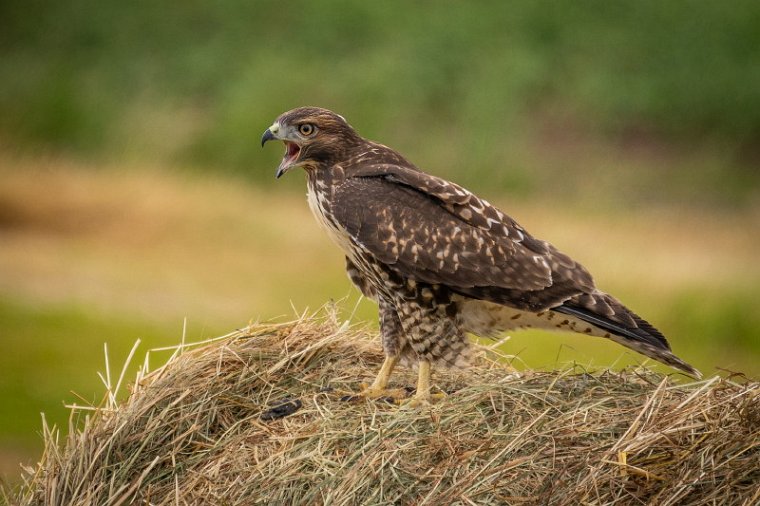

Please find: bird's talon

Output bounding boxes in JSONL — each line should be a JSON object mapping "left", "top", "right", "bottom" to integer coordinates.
{"left": 402, "top": 397, "right": 433, "bottom": 408}
{"left": 402, "top": 391, "right": 446, "bottom": 408}
{"left": 366, "top": 387, "right": 410, "bottom": 400}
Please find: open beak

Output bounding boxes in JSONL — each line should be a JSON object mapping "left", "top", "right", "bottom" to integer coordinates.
{"left": 261, "top": 125, "right": 302, "bottom": 179}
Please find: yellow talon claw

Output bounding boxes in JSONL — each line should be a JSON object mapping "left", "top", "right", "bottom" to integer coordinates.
{"left": 402, "top": 390, "right": 447, "bottom": 408}
{"left": 345, "top": 356, "right": 446, "bottom": 407}
{"left": 360, "top": 386, "right": 409, "bottom": 401}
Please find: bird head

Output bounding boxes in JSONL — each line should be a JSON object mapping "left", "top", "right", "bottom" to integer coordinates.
{"left": 261, "top": 107, "right": 361, "bottom": 178}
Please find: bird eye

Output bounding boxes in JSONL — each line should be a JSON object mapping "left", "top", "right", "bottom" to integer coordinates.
{"left": 298, "top": 123, "right": 315, "bottom": 136}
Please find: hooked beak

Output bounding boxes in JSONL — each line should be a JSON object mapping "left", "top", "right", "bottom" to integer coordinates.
{"left": 261, "top": 123, "right": 302, "bottom": 179}
{"left": 260, "top": 128, "right": 275, "bottom": 147}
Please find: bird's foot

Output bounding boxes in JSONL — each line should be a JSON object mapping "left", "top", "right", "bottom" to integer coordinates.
{"left": 401, "top": 391, "right": 447, "bottom": 408}
{"left": 399, "top": 360, "right": 446, "bottom": 407}
{"left": 361, "top": 382, "right": 411, "bottom": 403}
{"left": 340, "top": 383, "right": 411, "bottom": 404}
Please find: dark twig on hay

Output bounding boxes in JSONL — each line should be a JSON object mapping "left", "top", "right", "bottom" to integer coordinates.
{"left": 260, "top": 398, "right": 303, "bottom": 421}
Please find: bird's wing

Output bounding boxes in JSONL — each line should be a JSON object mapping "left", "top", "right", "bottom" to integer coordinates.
{"left": 331, "top": 165, "right": 594, "bottom": 302}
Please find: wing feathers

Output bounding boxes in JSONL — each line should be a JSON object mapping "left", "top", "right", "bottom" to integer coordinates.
{"left": 332, "top": 176, "right": 557, "bottom": 293}
{"left": 331, "top": 160, "right": 597, "bottom": 312}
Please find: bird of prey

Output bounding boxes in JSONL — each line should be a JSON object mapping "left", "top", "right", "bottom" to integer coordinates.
{"left": 261, "top": 107, "right": 700, "bottom": 405}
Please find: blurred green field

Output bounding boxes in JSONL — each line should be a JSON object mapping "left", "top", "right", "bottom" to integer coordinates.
{"left": 2, "top": 0, "right": 760, "bottom": 492}
{"left": 1, "top": 1, "right": 759, "bottom": 204}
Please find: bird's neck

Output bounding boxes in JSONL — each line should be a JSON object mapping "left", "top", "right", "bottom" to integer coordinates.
{"left": 304, "top": 161, "right": 346, "bottom": 194}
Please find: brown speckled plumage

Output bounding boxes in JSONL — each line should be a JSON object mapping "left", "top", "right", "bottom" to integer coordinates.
{"left": 262, "top": 107, "right": 700, "bottom": 401}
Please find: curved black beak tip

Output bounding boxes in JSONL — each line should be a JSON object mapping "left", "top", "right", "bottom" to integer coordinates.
{"left": 261, "top": 128, "right": 275, "bottom": 147}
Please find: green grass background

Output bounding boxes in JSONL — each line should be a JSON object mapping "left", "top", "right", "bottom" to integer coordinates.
{"left": 2, "top": 1, "right": 759, "bottom": 201}
{"left": 1, "top": 0, "right": 759, "bottom": 490}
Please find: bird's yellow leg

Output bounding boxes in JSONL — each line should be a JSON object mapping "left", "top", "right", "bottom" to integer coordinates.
{"left": 405, "top": 360, "right": 446, "bottom": 407}
{"left": 359, "top": 355, "right": 406, "bottom": 400}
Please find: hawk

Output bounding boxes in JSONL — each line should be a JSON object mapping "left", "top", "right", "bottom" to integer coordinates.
{"left": 261, "top": 107, "right": 700, "bottom": 405}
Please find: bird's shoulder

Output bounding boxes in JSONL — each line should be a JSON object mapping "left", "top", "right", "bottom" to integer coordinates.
{"left": 340, "top": 146, "right": 532, "bottom": 242}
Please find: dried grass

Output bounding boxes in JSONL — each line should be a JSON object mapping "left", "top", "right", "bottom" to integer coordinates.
{"left": 9, "top": 309, "right": 760, "bottom": 505}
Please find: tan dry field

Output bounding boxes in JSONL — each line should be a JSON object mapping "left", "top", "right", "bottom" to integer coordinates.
{"left": 1, "top": 154, "right": 757, "bottom": 320}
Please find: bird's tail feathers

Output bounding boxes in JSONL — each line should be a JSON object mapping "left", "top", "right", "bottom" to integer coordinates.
{"left": 554, "top": 298, "right": 702, "bottom": 379}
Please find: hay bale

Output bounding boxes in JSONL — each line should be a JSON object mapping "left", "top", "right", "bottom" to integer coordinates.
{"left": 11, "top": 311, "right": 760, "bottom": 505}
